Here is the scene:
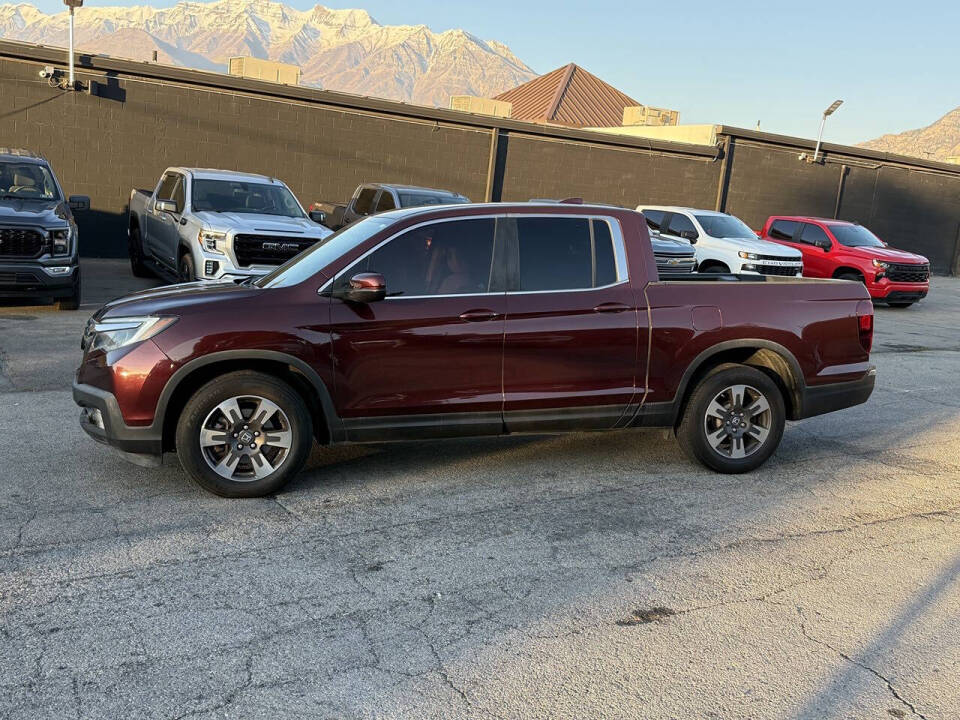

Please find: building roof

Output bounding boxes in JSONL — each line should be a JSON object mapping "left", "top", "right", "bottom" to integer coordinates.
{"left": 493, "top": 63, "right": 640, "bottom": 128}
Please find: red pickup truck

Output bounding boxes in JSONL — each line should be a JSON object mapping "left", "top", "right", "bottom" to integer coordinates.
{"left": 74, "top": 203, "right": 876, "bottom": 497}
{"left": 758, "top": 216, "right": 930, "bottom": 307}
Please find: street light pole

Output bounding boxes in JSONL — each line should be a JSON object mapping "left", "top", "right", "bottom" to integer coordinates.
{"left": 67, "top": 4, "right": 74, "bottom": 88}
{"left": 813, "top": 99, "right": 844, "bottom": 163}
{"left": 63, "top": 0, "right": 83, "bottom": 90}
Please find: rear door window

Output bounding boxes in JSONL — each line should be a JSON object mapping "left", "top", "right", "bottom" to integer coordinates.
{"left": 769, "top": 220, "right": 799, "bottom": 241}
{"left": 353, "top": 188, "right": 377, "bottom": 216}
{"left": 375, "top": 191, "right": 397, "bottom": 212}
{"left": 515, "top": 217, "right": 622, "bottom": 292}
{"left": 641, "top": 209, "right": 666, "bottom": 231}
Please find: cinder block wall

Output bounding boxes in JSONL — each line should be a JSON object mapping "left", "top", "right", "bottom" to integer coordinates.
{"left": 2, "top": 46, "right": 958, "bottom": 273}
{"left": 724, "top": 139, "right": 960, "bottom": 271}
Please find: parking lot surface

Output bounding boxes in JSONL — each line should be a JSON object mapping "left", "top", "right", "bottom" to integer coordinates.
{"left": 1, "top": 262, "right": 959, "bottom": 719}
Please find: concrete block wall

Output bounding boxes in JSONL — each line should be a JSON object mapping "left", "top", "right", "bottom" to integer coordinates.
{"left": 1, "top": 44, "right": 958, "bottom": 273}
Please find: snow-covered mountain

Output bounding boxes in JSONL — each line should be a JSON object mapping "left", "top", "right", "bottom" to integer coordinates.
{"left": 0, "top": 0, "right": 537, "bottom": 106}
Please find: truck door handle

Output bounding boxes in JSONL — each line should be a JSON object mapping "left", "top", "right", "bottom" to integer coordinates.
{"left": 593, "top": 302, "right": 631, "bottom": 313}
{"left": 459, "top": 309, "right": 499, "bottom": 322}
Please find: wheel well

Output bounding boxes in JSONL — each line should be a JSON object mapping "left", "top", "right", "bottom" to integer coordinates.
{"left": 698, "top": 260, "right": 730, "bottom": 273}
{"left": 675, "top": 346, "right": 800, "bottom": 424}
{"left": 832, "top": 266, "right": 864, "bottom": 281}
{"left": 161, "top": 359, "right": 331, "bottom": 452}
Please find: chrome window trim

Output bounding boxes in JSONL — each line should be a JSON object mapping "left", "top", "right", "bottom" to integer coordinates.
{"left": 317, "top": 212, "right": 630, "bottom": 298}
{"left": 317, "top": 214, "right": 504, "bottom": 295}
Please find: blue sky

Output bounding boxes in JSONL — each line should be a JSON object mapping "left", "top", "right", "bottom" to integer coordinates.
{"left": 27, "top": 0, "right": 959, "bottom": 145}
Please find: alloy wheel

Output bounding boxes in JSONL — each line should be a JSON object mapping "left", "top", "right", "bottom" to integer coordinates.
{"left": 702, "top": 384, "right": 772, "bottom": 459}
{"left": 199, "top": 395, "right": 293, "bottom": 481}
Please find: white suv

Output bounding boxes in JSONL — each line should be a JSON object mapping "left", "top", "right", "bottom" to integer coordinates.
{"left": 637, "top": 206, "right": 803, "bottom": 277}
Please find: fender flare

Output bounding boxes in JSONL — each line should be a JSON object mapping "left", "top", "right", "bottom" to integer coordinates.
{"left": 155, "top": 349, "right": 344, "bottom": 442}
{"left": 671, "top": 338, "right": 806, "bottom": 421}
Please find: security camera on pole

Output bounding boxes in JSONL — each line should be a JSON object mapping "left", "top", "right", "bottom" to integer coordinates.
{"left": 64, "top": 0, "right": 83, "bottom": 90}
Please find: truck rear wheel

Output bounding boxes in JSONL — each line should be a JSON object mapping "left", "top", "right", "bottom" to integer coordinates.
{"left": 175, "top": 371, "right": 313, "bottom": 497}
{"left": 677, "top": 364, "right": 785, "bottom": 474}
{"left": 129, "top": 225, "right": 152, "bottom": 278}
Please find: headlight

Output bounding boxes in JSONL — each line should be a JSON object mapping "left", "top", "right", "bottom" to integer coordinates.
{"left": 738, "top": 251, "right": 759, "bottom": 260}
{"left": 85, "top": 316, "right": 178, "bottom": 353}
{"left": 872, "top": 259, "right": 889, "bottom": 269}
{"left": 51, "top": 227, "right": 72, "bottom": 256}
{"left": 198, "top": 230, "right": 227, "bottom": 254}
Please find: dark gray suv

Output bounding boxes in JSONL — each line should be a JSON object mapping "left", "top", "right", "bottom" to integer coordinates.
{"left": 0, "top": 148, "right": 88, "bottom": 310}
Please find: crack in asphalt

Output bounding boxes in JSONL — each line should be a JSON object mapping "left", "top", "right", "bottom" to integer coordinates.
{"left": 793, "top": 606, "right": 930, "bottom": 720}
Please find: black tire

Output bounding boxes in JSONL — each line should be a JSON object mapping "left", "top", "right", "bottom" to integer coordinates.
{"left": 175, "top": 371, "right": 313, "bottom": 497}
{"left": 886, "top": 301, "right": 914, "bottom": 308}
{"left": 178, "top": 251, "right": 194, "bottom": 283}
{"left": 56, "top": 268, "right": 81, "bottom": 311}
{"left": 129, "top": 225, "right": 152, "bottom": 278}
{"left": 701, "top": 263, "right": 730, "bottom": 274}
{"left": 676, "top": 363, "right": 786, "bottom": 474}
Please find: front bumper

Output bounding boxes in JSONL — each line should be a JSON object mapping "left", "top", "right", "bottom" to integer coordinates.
{"left": 0, "top": 261, "right": 77, "bottom": 297}
{"left": 796, "top": 367, "right": 877, "bottom": 420}
{"left": 867, "top": 278, "right": 929, "bottom": 301}
{"left": 73, "top": 382, "right": 163, "bottom": 458}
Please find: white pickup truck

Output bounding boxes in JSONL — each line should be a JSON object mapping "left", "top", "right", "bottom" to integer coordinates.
{"left": 637, "top": 206, "right": 803, "bottom": 277}
{"left": 128, "top": 168, "right": 331, "bottom": 282}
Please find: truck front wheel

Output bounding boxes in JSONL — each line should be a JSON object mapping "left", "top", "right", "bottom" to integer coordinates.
{"left": 677, "top": 364, "right": 785, "bottom": 473}
{"left": 56, "top": 268, "right": 81, "bottom": 311}
{"left": 175, "top": 371, "right": 314, "bottom": 497}
{"left": 178, "top": 251, "right": 194, "bottom": 283}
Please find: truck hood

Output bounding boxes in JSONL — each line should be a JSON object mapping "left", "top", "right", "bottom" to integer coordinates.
{"left": 844, "top": 245, "right": 928, "bottom": 264}
{"left": 95, "top": 280, "right": 261, "bottom": 320}
{"left": 193, "top": 211, "right": 332, "bottom": 238}
{"left": 720, "top": 235, "right": 802, "bottom": 258}
{"left": 0, "top": 198, "right": 71, "bottom": 227}
{"left": 651, "top": 235, "right": 695, "bottom": 256}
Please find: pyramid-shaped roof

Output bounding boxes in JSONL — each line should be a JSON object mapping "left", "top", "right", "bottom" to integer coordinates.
{"left": 494, "top": 63, "right": 640, "bottom": 128}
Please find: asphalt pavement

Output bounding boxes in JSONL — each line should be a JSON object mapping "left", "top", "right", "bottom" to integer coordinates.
{"left": 1, "top": 261, "right": 958, "bottom": 719}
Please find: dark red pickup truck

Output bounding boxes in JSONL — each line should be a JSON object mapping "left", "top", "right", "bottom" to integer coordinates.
{"left": 74, "top": 203, "right": 876, "bottom": 497}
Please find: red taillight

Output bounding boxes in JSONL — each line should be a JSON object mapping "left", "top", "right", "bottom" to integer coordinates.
{"left": 858, "top": 312, "right": 873, "bottom": 353}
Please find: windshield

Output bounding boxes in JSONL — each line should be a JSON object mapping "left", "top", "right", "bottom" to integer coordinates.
{"left": 192, "top": 179, "right": 304, "bottom": 217}
{"left": 829, "top": 224, "right": 885, "bottom": 248}
{"left": 398, "top": 192, "right": 469, "bottom": 208}
{"left": 694, "top": 214, "right": 756, "bottom": 239}
{"left": 0, "top": 161, "right": 60, "bottom": 201}
{"left": 256, "top": 216, "right": 394, "bottom": 289}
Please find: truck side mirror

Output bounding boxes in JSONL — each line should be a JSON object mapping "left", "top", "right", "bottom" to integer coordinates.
{"left": 155, "top": 199, "right": 178, "bottom": 214}
{"left": 333, "top": 272, "right": 386, "bottom": 303}
{"left": 309, "top": 209, "right": 326, "bottom": 225}
{"left": 817, "top": 238, "right": 831, "bottom": 251}
{"left": 68, "top": 195, "right": 90, "bottom": 211}
{"left": 680, "top": 229, "right": 698, "bottom": 243}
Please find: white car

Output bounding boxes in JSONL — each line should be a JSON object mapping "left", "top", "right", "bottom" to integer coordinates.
{"left": 637, "top": 206, "right": 803, "bottom": 277}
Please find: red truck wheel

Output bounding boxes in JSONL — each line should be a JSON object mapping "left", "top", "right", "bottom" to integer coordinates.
{"left": 677, "top": 364, "right": 785, "bottom": 473}
{"left": 175, "top": 371, "right": 314, "bottom": 497}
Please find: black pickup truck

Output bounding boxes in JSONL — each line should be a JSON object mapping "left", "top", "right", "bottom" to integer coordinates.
{"left": 309, "top": 183, "right": 469, "bottom": 231}
{"left": 0, "top": 149, "right": 89, "bottom": 310}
